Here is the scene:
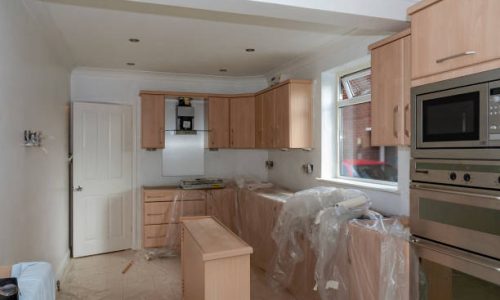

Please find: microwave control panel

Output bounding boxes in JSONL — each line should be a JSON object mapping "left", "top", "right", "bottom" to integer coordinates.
{"left": 489, "top": 87, "right": 500, "bottom": 139}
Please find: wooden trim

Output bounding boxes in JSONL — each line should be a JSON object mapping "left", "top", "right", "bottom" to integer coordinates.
{"left": 407, "top": 0, "right": 441, "bottom": 15}
{"left": 411, "top": 58, "right": 500, "bottom": 87}
{"left": 139, "top": 91, "right": 255, "bottom": 99}
{"left": 368, "top": 28, "right": 411, "bottom": 51}
{"left": 0, "top": 266, "right": 11, "bottom": 278}
{"left": 254, "top": 79, "right": 312, "bottom": 96}
{"left": 139, "top": 79, "right": 312, "bottom": 99}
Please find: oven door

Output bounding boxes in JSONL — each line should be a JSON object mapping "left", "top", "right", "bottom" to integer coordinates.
{"left": 412, "top": 238, "right": 500, "bottom": 300}
{"left": 416, "top": 83, "right": 488, "bottom": 149}
{"left": 410, "top": 183, "right": 500, "bottom": 260}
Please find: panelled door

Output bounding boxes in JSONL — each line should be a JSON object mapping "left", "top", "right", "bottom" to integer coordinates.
{"left": 72, "top": 102, "right": 133, "bottom": 257}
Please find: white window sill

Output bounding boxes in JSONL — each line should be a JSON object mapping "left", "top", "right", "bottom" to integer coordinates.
{"left": 316, "top": 177, "right": 400, "bottom": 194}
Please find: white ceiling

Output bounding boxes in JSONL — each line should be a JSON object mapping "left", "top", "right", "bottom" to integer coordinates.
{"left": 39, "top": 0, "right": 414, "bottom": 76}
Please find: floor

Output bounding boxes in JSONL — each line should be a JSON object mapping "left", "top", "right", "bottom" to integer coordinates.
{"left": 58, "top": 250, "right": 295, "bottom": 300}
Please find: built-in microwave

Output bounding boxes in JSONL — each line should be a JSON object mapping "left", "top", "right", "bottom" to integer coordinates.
{"left": 412, "top": 68, "right": 500, "bottom": 159}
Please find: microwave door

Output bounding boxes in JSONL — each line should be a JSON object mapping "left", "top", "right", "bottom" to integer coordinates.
{"left": 416, "top": 83, "right": 489, "bottom": 149}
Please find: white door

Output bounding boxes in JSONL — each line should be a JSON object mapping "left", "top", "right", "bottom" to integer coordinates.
{"left": 72, "top": 102, "right": 133, "bottom": 257}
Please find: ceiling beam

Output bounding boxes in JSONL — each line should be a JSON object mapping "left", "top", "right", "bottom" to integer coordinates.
{"left": 123, "top": 0, "right": 413, "bottom": 32}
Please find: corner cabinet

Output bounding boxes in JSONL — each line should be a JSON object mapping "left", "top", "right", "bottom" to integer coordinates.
{"left": 369, "top": 30, "right": 411, "bottom": 147}
{"left": 141, "top": 93, "right": 165, "bottom": 149}
{"left": 409, "top": 0, "right": 500, "bottom": 86}
{"left": 255, "top": 80, "right": 312, "bottom": 149}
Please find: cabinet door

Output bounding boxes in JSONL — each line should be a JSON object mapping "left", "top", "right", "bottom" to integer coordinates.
{"left": 255, "top": 94, "right": 264, "bottom": 148}
{"left": 141, "top": 94, "right": 165, "bottom": 149}
{"left": 230, "top": 97, "right": 256, "bottom": 148}
{"left": 208, "top": 97, "right": 230, "bottom": 148}
{"left": 371, "top": 36, "right": 407, "bottom": 146}
{"left": 274, "top": 84, "right": 290, "bottom": 148}
{"left": 411, "top": 0, "right": 500, "bottom": 81}
{"left": 207, "top": 189, "right": 237, "bottom": 233}
{"left": 262, "top": 90, "right": 276, "bottom": 148}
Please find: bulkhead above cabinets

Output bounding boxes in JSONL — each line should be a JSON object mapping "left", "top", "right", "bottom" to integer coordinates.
{"left": 140, "top": 79, "right": 313, "bottom": 150}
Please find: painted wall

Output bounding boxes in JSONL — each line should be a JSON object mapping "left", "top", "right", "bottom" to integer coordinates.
{"left": 70, "top": 68, "right": 269, "bottom": 247}
{"left": 266, "top": 35, "right": 411, "bottom": 216}
{"left": 0, "top": 0, "right": 72, "bottom": 278}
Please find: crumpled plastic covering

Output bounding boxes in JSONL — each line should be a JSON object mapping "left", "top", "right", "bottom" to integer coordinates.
{"left": 268, "top": 186, "right": 412, "bottom": 300}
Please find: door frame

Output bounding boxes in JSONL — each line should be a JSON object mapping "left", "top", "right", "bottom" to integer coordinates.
{"left": 70, "top": 101, "right": 138, "bottom": 256}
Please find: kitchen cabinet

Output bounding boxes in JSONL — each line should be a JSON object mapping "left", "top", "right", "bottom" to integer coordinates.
{"left": 181, "top": 216, "right": 253, "bottom": 300}
{"left": 370, "top": 30, "right": 411, "bottom": 146}
{"left": 206, "top": 188, "right": 237, "bottom": 233}
{"left": 409, "top": 0, "right": 500, "bottom": 86}
{"left": 141, "top": 93, "right": 165, "bottom": 149}
{"left": 208, "top": 97, "right": 230, "bottom": 148}
{"left": 230, "top": 96, "right": 255, "bottom": 148}
{"left": 255, "top": 89, "right": 276, "bottom": 148}
{"left": 142, "top": 187, "right": 206, "bottom": 248}
{"left": 255, "top": 80, "right": 312, "bottom": 149}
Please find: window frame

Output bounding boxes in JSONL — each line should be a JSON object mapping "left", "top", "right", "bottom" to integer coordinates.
{"left": 334, "top": 65, "right": 398, "bottom": 188}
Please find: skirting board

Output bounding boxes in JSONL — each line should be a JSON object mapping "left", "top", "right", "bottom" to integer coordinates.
{"left": 55, "top": 250, "right": 70, "bottom": 280}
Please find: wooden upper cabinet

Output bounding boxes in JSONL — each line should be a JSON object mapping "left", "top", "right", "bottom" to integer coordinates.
{"left": 255, "top": 93, "right": 264, "bottom": 148}
{"left": 256, "top": 80, "right": 312, "bottom": 149}
{"left": 409, "top": 0, "right": 500, "bottom": 86}
{"left": 230, "top": 96, "right": 256, "bottom": 148}
{"left": 141, "top": 93, "right": 165, "bottom": 149}
{"left": 370, "top": 30, "right": 411, "bottom": 146}
{"left": 208, "top": 97, "right": 230, "bottom": 148}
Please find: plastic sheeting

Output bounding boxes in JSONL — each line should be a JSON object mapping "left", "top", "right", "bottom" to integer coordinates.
{"left": 268, "top": 186, "right": 412, "bottom": 300}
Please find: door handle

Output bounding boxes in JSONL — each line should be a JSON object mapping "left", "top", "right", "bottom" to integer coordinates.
{"left": 393, "top": 105, "right": 399, "bottom": 139}
{"left": 73, "top": 186, "right": 83, "bottom": 192}
{"left": 404, "top": 104, "right": 410, "bottom": 138}
{"left": 436, "top": 51, "right": 476, "bottom": 63}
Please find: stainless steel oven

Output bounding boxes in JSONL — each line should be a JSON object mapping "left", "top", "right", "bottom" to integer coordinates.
{"left": 412, "top": 68, "right": 500, "bottom": 159}
{"left": 411, "top": 238, "right": 500, "bottom": 300}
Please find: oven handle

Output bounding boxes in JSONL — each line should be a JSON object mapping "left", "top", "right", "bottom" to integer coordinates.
{"left": 410, "top": 183, "right": 500, "bottom": 201}
{"left": 411, "top": 237, "right": 500, "bottom": 273}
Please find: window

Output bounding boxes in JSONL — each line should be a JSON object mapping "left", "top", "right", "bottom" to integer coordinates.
{"left": 336, "top": 68, "right": 398, "bottom": 184}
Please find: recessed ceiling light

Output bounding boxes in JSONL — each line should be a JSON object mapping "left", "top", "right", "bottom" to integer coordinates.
{"left": 219, "top": 68, "right": 228, "bottom": 72}
{"left": 126, "top": 62, "right": 136, "bottom": 66}
{"left": 245, "top": 48, "right": 255, "bottom": 52}
{"left": 129, "top": 38, "right": 140, "bottom": 43}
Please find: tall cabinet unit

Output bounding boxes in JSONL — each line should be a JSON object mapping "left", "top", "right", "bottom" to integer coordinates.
{"left": 207, "top": 97, "right": 230, "bottom": 148}
{"left": 369, "top": 30, "right": 411, "bottom": 146}
{"left": 230, "top": 96, "right": 256, "bottom": 148}
{"left": 255, "top": 80, "right": 312, "bottom": 149}
{"left": 141, "top": 93, "right": 165, "bottom": 149}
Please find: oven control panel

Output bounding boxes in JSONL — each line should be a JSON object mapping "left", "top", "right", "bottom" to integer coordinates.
{"left": 489, "top": 86, "right": 500, "bottom": 139}
{"left": 411, "top": 159, "right": 500, "bottom": 190}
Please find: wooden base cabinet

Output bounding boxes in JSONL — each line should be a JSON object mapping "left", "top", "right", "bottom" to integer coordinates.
{"left": 181, "top": 216, "right": 253, "bottom": 300}
{"left": 142, "top": 188, "right": 206, "bottom": 249}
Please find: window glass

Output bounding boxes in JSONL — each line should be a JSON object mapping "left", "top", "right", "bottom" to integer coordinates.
{"left": 337, "top": 68, "right": 397, "bottom": 183}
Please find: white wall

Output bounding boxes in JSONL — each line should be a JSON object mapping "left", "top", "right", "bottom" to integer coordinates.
{"left": 0, "top": 0, "right": 72, "bottom": 278}
{"left": 266, "top": 35, "right": 411, "bottom": 216}
{"left": 71, "top": 68, "right": 270, "bottom": 247}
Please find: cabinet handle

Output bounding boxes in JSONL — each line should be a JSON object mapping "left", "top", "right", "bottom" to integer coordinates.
{"left": 436, "top": 51, "right": 476, "bottom": 63}
{"left": 404, "top": 104, "right": 410, "bottom": 138}
{"left": 160, "top": 128, "right": 164, "bottom": 144}
{"left": 147, "top": 213, "right": 165, "bottom": 216}
{"left": 393, "top": 105, "right": 399, "bottom": 139}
